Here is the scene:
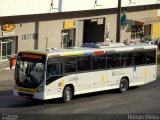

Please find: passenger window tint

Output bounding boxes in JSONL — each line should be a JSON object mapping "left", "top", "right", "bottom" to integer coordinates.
{"left": 92, "top": 54, "right": 106, "bottom": 70}
{"left": 77, "top": 56, "right": 91, "bottom": 71}
{"left": 146, "top": 50, "right": 156, "bottom": 64}
{"left": 121, "top": 52, "right": 133, "bottom": 67}
{"left": 64, "top": 57, "right": 76, "bottom": 73}
{"left": 47, "top": 63, "right": 62, "bottom": 79}
{"left": 107, "top": 53, "right": 120, "bottom": 68}
{"left": 134, "top": 51, "right": 145, "bottom": 65}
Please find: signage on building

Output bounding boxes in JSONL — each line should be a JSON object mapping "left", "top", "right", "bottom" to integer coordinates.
{"left": 97, "top": 18, "right": 104, "bottom": 25}
{"left": 1, "top": 23, "right": 16, "bottom": 36}
{"left": 63, "top": 20, "right": 75, "bottom": 29}
{"left": 157, "top": 9, "right": 160, "bottom": 17}
{"left": 2, "top": 31, "right": 15, "bottom": 36}
{"left": 1, "top": 23, "right": 16, "bottom": 31}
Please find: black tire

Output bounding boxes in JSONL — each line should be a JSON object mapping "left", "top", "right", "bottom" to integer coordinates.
{"left": 119, "top": 78, "right": 129, "bottom": 93}
{"left": 62, "top": 86, "right": 72, "bottom": 103}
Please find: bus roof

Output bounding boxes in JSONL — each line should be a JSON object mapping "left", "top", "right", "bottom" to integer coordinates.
{"left": 18, "top": 43, "right": 157, "bottom": 57}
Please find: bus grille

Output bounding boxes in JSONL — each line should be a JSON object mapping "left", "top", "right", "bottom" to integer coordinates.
{"left": 18, "top": 92, "right": 34, "bottom": 98}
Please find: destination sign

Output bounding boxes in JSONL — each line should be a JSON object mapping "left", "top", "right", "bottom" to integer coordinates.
{"left": 21, "top": 54, "right": 42, "bottom": 59}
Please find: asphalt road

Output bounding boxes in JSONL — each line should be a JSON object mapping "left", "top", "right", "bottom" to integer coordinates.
{"left": 0, "top": 69, "right": 160, "bottom": 120}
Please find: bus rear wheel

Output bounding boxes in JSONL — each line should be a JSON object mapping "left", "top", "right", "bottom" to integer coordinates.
{"left": 119, "top": 78, "right": 129, "bottom": 93}
{"left": 62, "top": 86, "right": 72, "bottom": 103}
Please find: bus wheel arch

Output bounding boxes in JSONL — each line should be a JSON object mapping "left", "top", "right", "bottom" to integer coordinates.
{"left": 62, "top": 84, "right": 74, "bottom": 103}
{"left": 119, "top": 76, "right": 129, "bottom": 93}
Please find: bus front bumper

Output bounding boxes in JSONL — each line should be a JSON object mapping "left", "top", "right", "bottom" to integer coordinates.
{"left": 13, "top": 88, "right": 45, "bottom": 100}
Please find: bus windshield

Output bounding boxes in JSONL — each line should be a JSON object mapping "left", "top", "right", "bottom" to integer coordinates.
{"left": 15, "top": 54, "right": 46, "bottom": 88}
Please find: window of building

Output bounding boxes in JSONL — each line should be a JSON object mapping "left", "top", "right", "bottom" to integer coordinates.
{"left": 92, "top": 54, "right": 106, "bottom": 70}
{"left": 134, "top": 51, "right": 145, "bottom": 65}
{"left": 22, "top": 34, "right": 38, "bottom": 41}
{"left": 64, "top": 57, "right": 77, "bottom": 73}
{"left": 121, "top": 52, "right": 133, "bottom": 67}
{"left": 107, "top": 53, "right": 121, "bottom": 68}
{"left": 77, "top": 56, "right": 91, "bottom": 71}
{"left": 131, "top": 25, "right": 143, "bottom": 39}
{"left": 146, "top": 50, "right": 156, "bottom": 64}
{"left": 22, "top": 35, "right": 26, "bottom": 40}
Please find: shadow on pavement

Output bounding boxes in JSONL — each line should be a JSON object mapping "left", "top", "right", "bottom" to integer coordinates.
{"left": 5, "top": 96, "right": 65, "bottom": 108}
{"left": 0, "top": 90, "right": 13, "bottom": 96}
{"left": 5, "top": 87, "right": 141, "bottom": 108}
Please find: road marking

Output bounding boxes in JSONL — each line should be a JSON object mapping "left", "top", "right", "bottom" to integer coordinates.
{"left": 119, "top": 101, "right": 132, "bottom": 105}
{"left": 141, "top": 98, "right": 152, "bottom": 101}
{"left": 76, "top": 108, "right": 88, "bottom": 112}
{"left": 101, "top": 104, "right": 111, "bottom": 108}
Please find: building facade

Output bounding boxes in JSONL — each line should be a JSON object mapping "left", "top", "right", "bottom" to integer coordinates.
{"left": 0, "top": 3, "right": 160, "bottom": 60}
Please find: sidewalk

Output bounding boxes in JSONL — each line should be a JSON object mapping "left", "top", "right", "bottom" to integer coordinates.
{"left": 0, "top": 69, "right": 15, "bottom": 81}
{"left": 0, "top": 69, "right": 14, "bottom": 91}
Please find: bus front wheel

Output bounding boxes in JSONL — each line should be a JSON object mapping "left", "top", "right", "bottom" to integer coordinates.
{"left": 119, "top": 78, "right": 129, "bottom": 93}
{"left": 62, "top": 86, "right": 72, "bottom": 103}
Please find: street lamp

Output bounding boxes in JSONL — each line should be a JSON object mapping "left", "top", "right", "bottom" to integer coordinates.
{"left": 116, "top": 0, "right": 121, "bottom": 43}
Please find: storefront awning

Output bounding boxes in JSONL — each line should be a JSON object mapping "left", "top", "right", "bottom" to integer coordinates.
{"left": 134, "top": 17, "right": 160, "bottom": 25}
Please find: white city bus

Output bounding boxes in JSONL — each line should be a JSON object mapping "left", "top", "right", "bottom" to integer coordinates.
{"left": 14, "top": 43, "right": 157, "bottom": 102}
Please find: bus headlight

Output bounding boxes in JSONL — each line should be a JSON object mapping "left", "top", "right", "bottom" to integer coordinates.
{"left": 37, "top": 86, "right": 44, "bottom": 92}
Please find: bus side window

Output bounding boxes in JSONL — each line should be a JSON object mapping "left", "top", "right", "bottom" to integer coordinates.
{"left": 134, "top": 51, "right": 145, "bottom": 65}
{"left": 107, "top": 53, "right": 120, "bottom": 69}
{"left": 114, "top": 53, "right": 121, "bottom": 67}
{"left": 47, "top": 63, "right": 62, "bottom": 79}
{"left": 77, "top": 56, "right": 91, "bottom": 72}
{"left": 92, "top": 54, "right": 106, "bottom": 70}
{"left": 121, "top": 52, "right": 133, "bottom": 67}
{"left": 107, "top": 54, "right": 113, "bottom": 68}
{"left": 121, "top": 53, "right": 126, "bottom": 67}
{"left": 64, "top": 57, "right": 76, "bottom": 73}
{"left": 146, "top": 50, "right": 156, "bottom": 64}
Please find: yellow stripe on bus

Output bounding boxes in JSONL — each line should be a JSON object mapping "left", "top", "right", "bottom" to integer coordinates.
{"left": 16, "top": 86, "right": 37, "bottom": 93}
{"left": 61, "top": 80, "right": 65, "bottom": 88}
{"left": 144, "top": 69, "right": 148, "bottom": 77}
{"left": 101, "top": 73, "right": 104, "bottom": 81}
{"left": 60, "top": 52, "right": 84, "bottom": 56}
